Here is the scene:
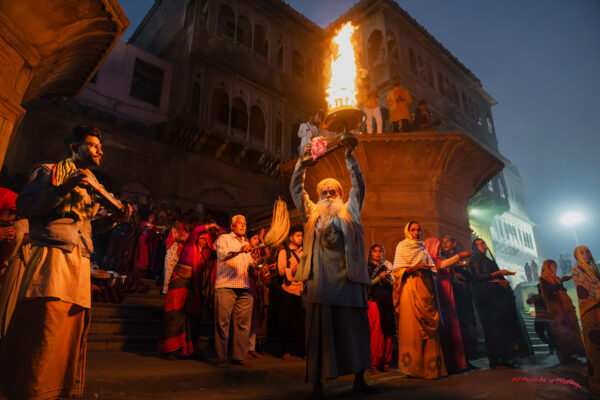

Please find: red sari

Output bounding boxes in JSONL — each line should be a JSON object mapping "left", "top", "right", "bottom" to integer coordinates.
{"left": 134, "top": 221, "right": 153, "bottom": 272}
{"left": 158, "top": 225, "right": 213, "bottom": 356}
{"left": 424, "top": 238, "right": 467, "bottom": 373}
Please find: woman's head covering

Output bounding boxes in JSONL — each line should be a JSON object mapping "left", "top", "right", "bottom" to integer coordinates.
{"left": 423, "top": 238, "right": 441, "bottom": 264}
{"left": 540, "top": 259, "right": 560, "bottom": 284}
{"left": 404, "top": 221, "right": 420, "bottom": 241}
{"left": 368, "top": 243, "right": 385, "bottom": 265}
{"left": 316, "top": 178, "right": 343, "bottom": 199}
{"left": 0, "top": 188, "right": 17, "bottom": 217}
{"left": 471, "top": 238, "right": 496, "bottom": 262}
{"left": 574, "top": 246, "right": 599, "bottom": 277}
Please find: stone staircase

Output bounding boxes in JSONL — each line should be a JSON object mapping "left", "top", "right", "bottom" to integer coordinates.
{"left": 88, "top": 280, "right": 215, "bottom": 352}
{"left": 520, "top": 311, "right": 550, "bottom": 354}
{"left": 88, "top": 281, "right": 164, "bottom": 351}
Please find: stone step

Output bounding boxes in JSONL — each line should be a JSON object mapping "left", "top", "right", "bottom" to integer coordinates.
{"left": 92, "top": 303, "right": 163, "bottom": 319}
{"left": 87, "top": 333, "right": 213, "bottom": 352}
{"left": 90, "top": 317, "right": 161, "bottom": 336}
{"left": 87, "top": 334, "right": 158, "bottom": 351}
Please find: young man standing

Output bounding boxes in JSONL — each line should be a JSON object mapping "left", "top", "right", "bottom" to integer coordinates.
{"left": 277, "top": 225, "right": 304, "bottom": 360}
{"left": 0, "top": 125, "right": 131, "bottom": 400}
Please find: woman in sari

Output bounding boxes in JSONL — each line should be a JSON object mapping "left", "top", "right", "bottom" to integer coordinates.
{"left": 469, "top": 238, "right": 533, "bottom": 368}
{"left": 158, "top": 222, "right": 217, "bottom": 359}
{"left": 393, "top": 221, "right": 446, "bottom": 379}
{"left": 423, "top": 238, "right": 471, "bottom": 373}
{"left": 162, "top": 220, "right": 190, "bottom": 294}
{"left": 367, "top": 244, "right": 394, "bottom": 373}
{"left": 133, "top": 214, "right": 155, "bottom": 277}
{"left": 572, "top": 246, "right": 600, "bottom": 395}
{"left": 539, "top": 259, "right": 585, "bottom": 362}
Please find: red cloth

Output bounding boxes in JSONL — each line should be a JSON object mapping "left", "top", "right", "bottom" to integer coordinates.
{"left": 368, "top": 301, "right": 393, "bottom": 369}
{"left": 0, "top": 188, "right": 17, "bottom": 216}
{"left": 134, "top": 222, "right": 153, "bottom": 271}
{"left": 423, "top": 238, "right": 467, "bottom": 372}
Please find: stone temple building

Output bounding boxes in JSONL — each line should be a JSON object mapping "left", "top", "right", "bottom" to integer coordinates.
{"left": 2, "top": 0, "right": 541, "bottom": 281}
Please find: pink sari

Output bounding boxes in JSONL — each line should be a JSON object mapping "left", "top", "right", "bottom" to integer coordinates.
{"left": 424, "top": 238, "right": 467, "bottom": 372}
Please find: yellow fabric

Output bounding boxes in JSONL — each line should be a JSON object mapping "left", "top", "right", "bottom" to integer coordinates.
{"left": 53, "top": 158, "right": 98, "bottom": 221}
{"left": 404, "top": 221, "right": 415, "bottom": 240}
{"left": 21, "top": 245, "right": 92, "bottom": 309}
{"left": 316, "top": 178, "right": 343, "bottom": 199}
{"left": 392, "top": 268, "right": 446, "bottom": 379}
{"left": 575, "top": 246, "right": 599, "bottom": 278}
{"left": 385, "top": 86, "right": 412, "bottom": 121}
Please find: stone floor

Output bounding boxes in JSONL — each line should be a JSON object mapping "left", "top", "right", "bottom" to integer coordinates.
{"left": 69, "top": 351, "right": 591, "bottom": 400}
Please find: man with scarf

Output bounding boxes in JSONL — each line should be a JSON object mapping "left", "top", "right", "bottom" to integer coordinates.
{"left": 290, "top": 143, "right": 374, "bottom": 398}
{"left": 0, "top": 125, "right": 131, "bottom": 400}
{"left": 469, "top": 238, "right": 532, "bottom": 368}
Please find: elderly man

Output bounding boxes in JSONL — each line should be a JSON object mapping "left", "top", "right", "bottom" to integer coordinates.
{"left": 214, "top": 215, "right": 258, "bottom": 367}
{"left": 0, "top": 125, "right": 131, "bottom": 400}
{"left": 290, "top": 144, "right": 374, "bottom": 398}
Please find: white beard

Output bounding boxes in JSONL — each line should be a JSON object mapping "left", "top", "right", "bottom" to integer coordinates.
{"left": 315, "top": 197, "right": 345, "bottom": 222}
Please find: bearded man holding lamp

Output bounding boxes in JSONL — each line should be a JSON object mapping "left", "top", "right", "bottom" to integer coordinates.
{"left": 290, "top": 142, "right": 375, "bottom": 399}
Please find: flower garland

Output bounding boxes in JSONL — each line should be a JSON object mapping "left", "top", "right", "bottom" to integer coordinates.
{"left": 310, "top": 137, "right": 327, "bottom": 161}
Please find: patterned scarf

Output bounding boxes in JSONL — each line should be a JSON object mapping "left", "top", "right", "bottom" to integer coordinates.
{"left": 51, "top": 158, "right": 99, "bottom": 221}
{"left": 540, "top": 260, "right": 561, "bottom": 285}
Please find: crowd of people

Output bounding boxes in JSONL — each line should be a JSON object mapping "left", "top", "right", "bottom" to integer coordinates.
{"left": 0, "top": 124, "right": 598, "bottom": 400}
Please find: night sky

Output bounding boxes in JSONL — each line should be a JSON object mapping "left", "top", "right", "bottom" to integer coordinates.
{"left": 119, "top": 0, "right": 600, "bottom": 262}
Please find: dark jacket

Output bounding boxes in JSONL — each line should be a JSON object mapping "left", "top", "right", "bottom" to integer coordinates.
{"left": 16, "top": 163, "right": 115, "bottom": 258}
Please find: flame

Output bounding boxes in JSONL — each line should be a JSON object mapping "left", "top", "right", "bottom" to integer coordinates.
{"left": 325, "top": 22, "right": 358, "bottom": 111}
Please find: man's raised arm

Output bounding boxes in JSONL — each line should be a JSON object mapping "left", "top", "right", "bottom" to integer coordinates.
{"left": 345, "top": 151, "right": 366, "bottom": 221}
{"left": 290, "top": 159, "right": 314, "bottom": 224}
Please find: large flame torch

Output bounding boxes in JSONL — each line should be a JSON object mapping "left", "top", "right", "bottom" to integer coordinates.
{"left": 302, "top": 22, "right": 364, "bottom": 166}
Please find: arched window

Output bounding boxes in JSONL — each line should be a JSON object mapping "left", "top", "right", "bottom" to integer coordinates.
{"left": 367, "top": 30, "right": 384, "bottom": 66}
{"left": 386, "top": 29, "right": 398, "bottom": 62}
{"left": 191, "top": 82, "right": 200, "bottom": 116}
{"left": 277, "top": 41, "right": 283, "bottom": 70}
{"left": 437, "top": 72, "right": 445, "bottom": 96}
{"left": 274, "top": 119, "right": 282, "bottom": 153}
{"left": 254, "top": 25, "right": 268, "bottom": 58}
{"left": 425, "top": 62, "right": 434, "bottom": 88}
{"left": 409, "top": 48, "right": 417, "bottom": 75}
{"left": 290, "top": 122, "right": 300, "bottom": 155}
{"left": 236, "top": 15, "right": 252, "bottom": 48}
{"left": 249, "top": 105, "right": 265, "bottom": 143}
{"left": 306, "top": 58, "right": 316, "bottom": 84}
{"left": 211, "top": 88, "right": 229, "bottom": 125}
{"left": 292, "top": 50, "right": 305, "bottom": 80}
{"left": 231, "top": 97, "right": 248, "bottom": 131}
{"left": 217, "top": 5, "right": 235, "bottom": 39}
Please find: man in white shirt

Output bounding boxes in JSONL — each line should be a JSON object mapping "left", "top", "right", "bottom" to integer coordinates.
{"left": 297, "top": 111, "right": 323, "bottom": 156}
{"left": 214, "top": 215, "right": 257, "bottom": 366}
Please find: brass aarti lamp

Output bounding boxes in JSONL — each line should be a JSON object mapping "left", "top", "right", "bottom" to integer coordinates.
{"left": 301, "top": 21, "right": 363, "bottom": 166}
{"left": 300, "top": 106, "right": 364, "bottom": 166}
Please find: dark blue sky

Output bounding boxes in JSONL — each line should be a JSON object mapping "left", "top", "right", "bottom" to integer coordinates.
{"left": 119, "top": 0, "right": 600, "bottom": 261}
